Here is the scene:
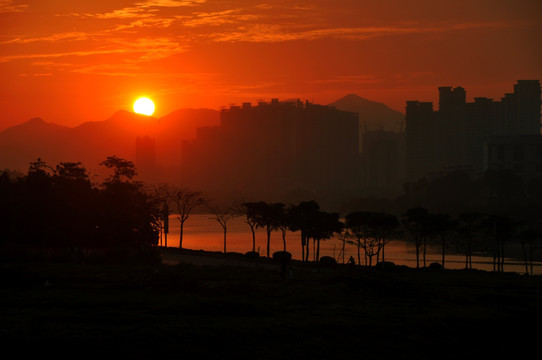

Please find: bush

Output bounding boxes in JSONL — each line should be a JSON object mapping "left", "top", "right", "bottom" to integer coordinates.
{"left": 272, "top": 251, "right": 292, "bottom": 262}
{"left": 375, "top": 261, "right": 396, "bottom": 270}
{"left": 319, "top": 256, "right": 337, "bottom": 267}
{"left": 244, "top": 251, "right": 260, "bottom": 259}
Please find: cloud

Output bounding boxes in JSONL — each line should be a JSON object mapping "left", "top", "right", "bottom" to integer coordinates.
{"left": 84, "top": 0, "right": 206, "bottom": 19}
{"left": 0, "top": 0, "right": 28, "bottom": 13}
{"left": 209, "top": 21, "right": 521, "bottom": 43}
{"left": 136, "top": 0, "right": 206, "bottom": 7}
{"left": 181, "top": 9, "right": 260, "bottom": 27}
{"left": 0, "top": 37, "right": 185, "bottom": 64}
{"left": 0, "top": 32, "right": 91, "bottom": 44}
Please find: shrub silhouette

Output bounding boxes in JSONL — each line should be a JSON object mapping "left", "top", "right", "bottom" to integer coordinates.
{"left": 319, "top": 256, "right": 337, "bottom": 267}
{"left": 272, "top": 251, "right": 292, "bottom": 262}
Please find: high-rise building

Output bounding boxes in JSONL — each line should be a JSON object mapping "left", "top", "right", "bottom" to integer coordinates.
{"left": 405, "top": 80, "right": 541, "bottom": 182}
{"left": 510, "top": 80, "right": 541, "bottom": 135}
{"left": 405, "top": 101, "right": 434, "bottom": 181}
{"left": 360, "top": 130, "right": 405, "bottom": 196}
{"left": 181, "top": 99, "right": 360, "bottom": 205}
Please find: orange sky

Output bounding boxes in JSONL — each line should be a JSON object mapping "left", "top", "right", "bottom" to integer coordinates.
{"left": 1, "top": 0, "right": 541, "bottom": 130}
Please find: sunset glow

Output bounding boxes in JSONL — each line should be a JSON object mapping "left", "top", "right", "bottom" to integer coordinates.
{"left": 0, "top": 1, "right": 540, "bottom": 129}
{"left": 133, "top": 97, "right": 155, "bottom": 116}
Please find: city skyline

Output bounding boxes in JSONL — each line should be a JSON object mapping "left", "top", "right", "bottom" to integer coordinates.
{"left": 1, "top": 0, "right": 541, "bottom": 130}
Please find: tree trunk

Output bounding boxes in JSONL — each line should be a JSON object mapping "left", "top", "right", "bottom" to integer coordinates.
{"left": 305, "top": 238, "right": 311, "bottom": 261}
{"left": 223, "top": 227, "right": 227, "bottom": 254}
{"left": 282, "top": 229, "right": 287, "bottom": 252}
{"left": 441, "top": 237, "right": 446, "bottom": 268}
{"left": 316, "top": 238, "right": 320, "bottom": 261}
{"left": 179, "top": 222, "right": 184, "bottom": 249}
{"left": 357, "top": 239, "right": 361, "bottom": 265}
{"left": 521, "top": 240, "right": 529, "bottom": 275}
{"left": 301, "top": 232, "right": 305, "bottom": 262}
{"left": 423, "top": 237, "right": 427, "bottom": 267}
{"left": 500, "top": 240, "right": 505, "bottom": 272}
{"left": 416, "top": 240, "right": 421, "bottom": 269}
{"left": 529, "top": 247, "right": 534, "bottom": 276}
{"left": 266, "top": 226, "right": 271, "bottom": 258}
{"left": 493, "top": 239, "right": 499, "bottom": 272}
{"left": 250, "top": 225, "right": 256, "bottom": 252}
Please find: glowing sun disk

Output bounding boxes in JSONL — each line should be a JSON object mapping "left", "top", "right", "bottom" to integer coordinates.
{"left": 133, "top": 97, "right": 155, "bottom": 116}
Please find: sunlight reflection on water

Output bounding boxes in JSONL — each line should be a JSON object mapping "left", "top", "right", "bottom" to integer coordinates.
{"left": 159, "top": 214, "right": 542, "bottom": 275}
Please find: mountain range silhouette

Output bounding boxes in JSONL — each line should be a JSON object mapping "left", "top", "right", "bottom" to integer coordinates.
{"left": 0, "top": 94, "right": 403, "bottom": 175}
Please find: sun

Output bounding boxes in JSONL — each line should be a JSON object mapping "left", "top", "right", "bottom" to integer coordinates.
{"left": 133, "top": 97, "right": 155, "bottom": 116}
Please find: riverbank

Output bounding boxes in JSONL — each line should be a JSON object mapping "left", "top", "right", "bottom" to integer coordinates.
{"left": 2, "top": 252, "right": 541, "bottom": 358}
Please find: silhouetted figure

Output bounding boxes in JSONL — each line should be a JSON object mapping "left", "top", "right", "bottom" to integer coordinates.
{"left": 347, "top": 256, "right": 355, "bottom": 265}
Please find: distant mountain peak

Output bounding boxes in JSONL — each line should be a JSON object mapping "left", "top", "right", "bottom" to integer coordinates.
{"left": 331, "top": 94, "right": 397, "bottom": 110}
{"left": 28, "top": 117, "right": 45, "bottom": 124}
{"left": 339, "top": 93, "right": 370, "bottom": 101}
{"left": 329, "top": 94, "right": 405, "bottom": 133}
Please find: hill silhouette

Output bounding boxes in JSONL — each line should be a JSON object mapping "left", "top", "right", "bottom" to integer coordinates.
{"left": 329, "top": 94, "right": 404, "bottom": 133}
{"left": 0, "top": 109, "right": 220, "bottom": 175}
{"left": 0, "top": 96, "right": 402, "bottom": 176}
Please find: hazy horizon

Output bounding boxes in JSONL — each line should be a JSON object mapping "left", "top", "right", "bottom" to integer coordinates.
{"left": 1, "top": 1, "right": 540, "bottom": 130}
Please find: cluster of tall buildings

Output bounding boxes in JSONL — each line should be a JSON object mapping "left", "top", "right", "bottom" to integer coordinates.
{"left": 181, "top": 99, "right": 359, "bottom": 204}
{"left": 135, "top": 80, "right": 540, "bottom": 204}
{"left": 406, "top": 80, "right": 541, "bottom": 182}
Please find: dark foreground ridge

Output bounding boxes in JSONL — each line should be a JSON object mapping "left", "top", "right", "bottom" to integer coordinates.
{"left": 2, "top": 249, "right": 542, "bottom": 359}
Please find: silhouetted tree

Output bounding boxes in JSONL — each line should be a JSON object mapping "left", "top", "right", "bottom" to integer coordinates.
{"left": 370, "top": 212, "right": 400, "bottom": 264}
{"left": 275, "top": 203, "right": 290, "bottom": 252}
{"left": 336, "top": 228, "right": 352, "bottom": 264}
{"left": 165, "top": 185, "right": 207, "bottom": 249}
{"left": 288, "top": 201, "right": 320, "bottom": 262}
{"left": 428, "top": 213, "right": 456, "bottom": 268}
{"left": 307, "top": 211, "right": 343, "bottom": 261}
{"left": 0, "top": 157, "right": 159, "bottom": 261}
{"left": 402, "top": 207, "right": 431, "bottom": 268}
{"left": 208, "top": 202, "right": 239, "bottom": 253}
{"left": 517, "top": 226, "right": 539, "bottom": 275}
{"left": 52, "top": 161, "right": 96, "bottom": 249}
{"left": 481, "top": 213, "right": 514, "bottom": 272}
{"left": 455, "top": 213, "right": 485, "bottom": 269}
{"left": 147, "top": 184, "right": 171, "bottom": 247}
{"left": 100, "top": 155, "right": 137, "bottom": 184}
{"left": 345, "top": 211, "right": 373, "bottom": 265}
{"left": 98, "top": 157, "right": 159, "bottom": 250}
{"left": 252, "top": 202, "right": 283, "bottom": 258}
{"left": 239, "top": 202, "right": 262, "bottom": 252}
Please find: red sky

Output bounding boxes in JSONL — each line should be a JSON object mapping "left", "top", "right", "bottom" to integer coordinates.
{"left": 1, "top": 0, "right": 541, "bottom": 130}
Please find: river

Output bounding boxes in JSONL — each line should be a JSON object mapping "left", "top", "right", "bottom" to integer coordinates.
{"left": 159, "top": 213, "right": 542, "bottom": 275}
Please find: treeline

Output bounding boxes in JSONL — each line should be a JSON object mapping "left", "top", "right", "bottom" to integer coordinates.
{"left": 358, "top": 169, "right": 542, "bottom": 274}
{"left": 0, "top": 157, "right": 161, "bottom": 261}
{"left": 196, "top": 169, "right": 542, "bottom": 275}
{"left": 2, "top": 159, "right": 541, "bottom": 274}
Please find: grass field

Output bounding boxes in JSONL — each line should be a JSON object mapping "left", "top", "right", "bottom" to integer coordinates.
{"left": 2, "top": 249, "right": 542, "bottom": 358}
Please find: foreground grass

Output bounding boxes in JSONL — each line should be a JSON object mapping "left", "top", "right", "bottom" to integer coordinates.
{"left": 1, "top": 255, "right": 542, "bottom": 358}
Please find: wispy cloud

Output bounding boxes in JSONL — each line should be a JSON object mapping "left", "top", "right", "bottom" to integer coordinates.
{"left": 0, "top": 37, "right": 185, "bottom": 64}
{"left": 181, "top": 9, "right": 260, "bottom": 27}
{"left": 0, "top": 32, "right": 91, "bottom": 44}
{"left": 210, "top": 21, "right": 520, "bottom": 43}
{"left": 82, "top": 0, "right": 206, "bottom": 19}
{"left": 0, "top": 0, "right": 28, "bottom": 13}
